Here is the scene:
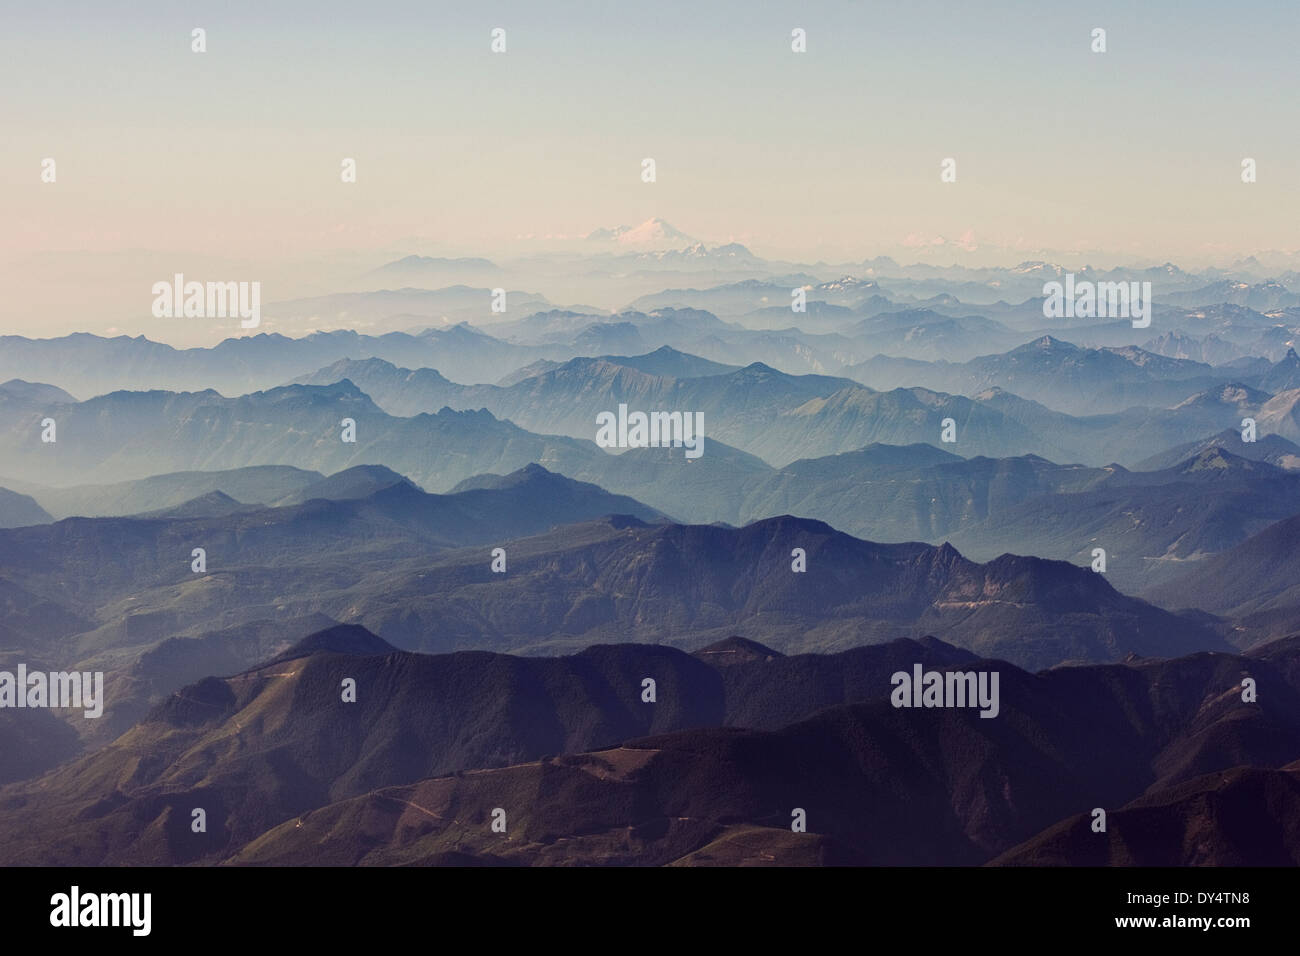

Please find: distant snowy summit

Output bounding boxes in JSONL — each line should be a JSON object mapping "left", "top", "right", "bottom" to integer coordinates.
{"left": 585, "top": 217, "right": 697, "bottom": 246}
{"left": 582, "top": 218, "right": 757, "bottom": 266}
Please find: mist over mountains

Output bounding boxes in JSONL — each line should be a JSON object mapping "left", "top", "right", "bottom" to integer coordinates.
{"left": 13, "top": 0, "right": 1300, "bottom": 895}
{"left": 5, "top": 247, "right": 1300, "bottom": 869}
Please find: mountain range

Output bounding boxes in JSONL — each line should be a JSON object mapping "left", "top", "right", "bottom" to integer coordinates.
{"left": 3, "top": 626, "right": 1294, "bottom": 866}
{"left": 8, "top": 249, "right": 1300, "bottom": 870}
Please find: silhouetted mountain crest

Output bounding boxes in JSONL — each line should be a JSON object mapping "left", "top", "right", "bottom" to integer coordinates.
{"left": 694, "top": 636, "right": 784, "bottom": 664}
{"left": 268, "top": 624, "right": 400, "bottom": 666}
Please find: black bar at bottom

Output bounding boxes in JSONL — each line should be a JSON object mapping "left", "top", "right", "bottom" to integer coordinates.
{"left": 4, "top": 866, "right": 1285, "bottom": 942}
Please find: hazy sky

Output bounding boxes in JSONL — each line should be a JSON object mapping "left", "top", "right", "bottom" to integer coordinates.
{"left": 3, "top": 0, "right": 1298, "bottom": 338}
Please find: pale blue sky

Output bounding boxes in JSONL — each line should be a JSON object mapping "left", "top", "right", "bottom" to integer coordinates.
{"left": 2, "top": 0, "right": 1298, "bottom": 336}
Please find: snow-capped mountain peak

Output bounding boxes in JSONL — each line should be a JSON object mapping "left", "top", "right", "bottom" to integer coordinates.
{"left": 585, "top": 217, "right": 696, "bottom": 246}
